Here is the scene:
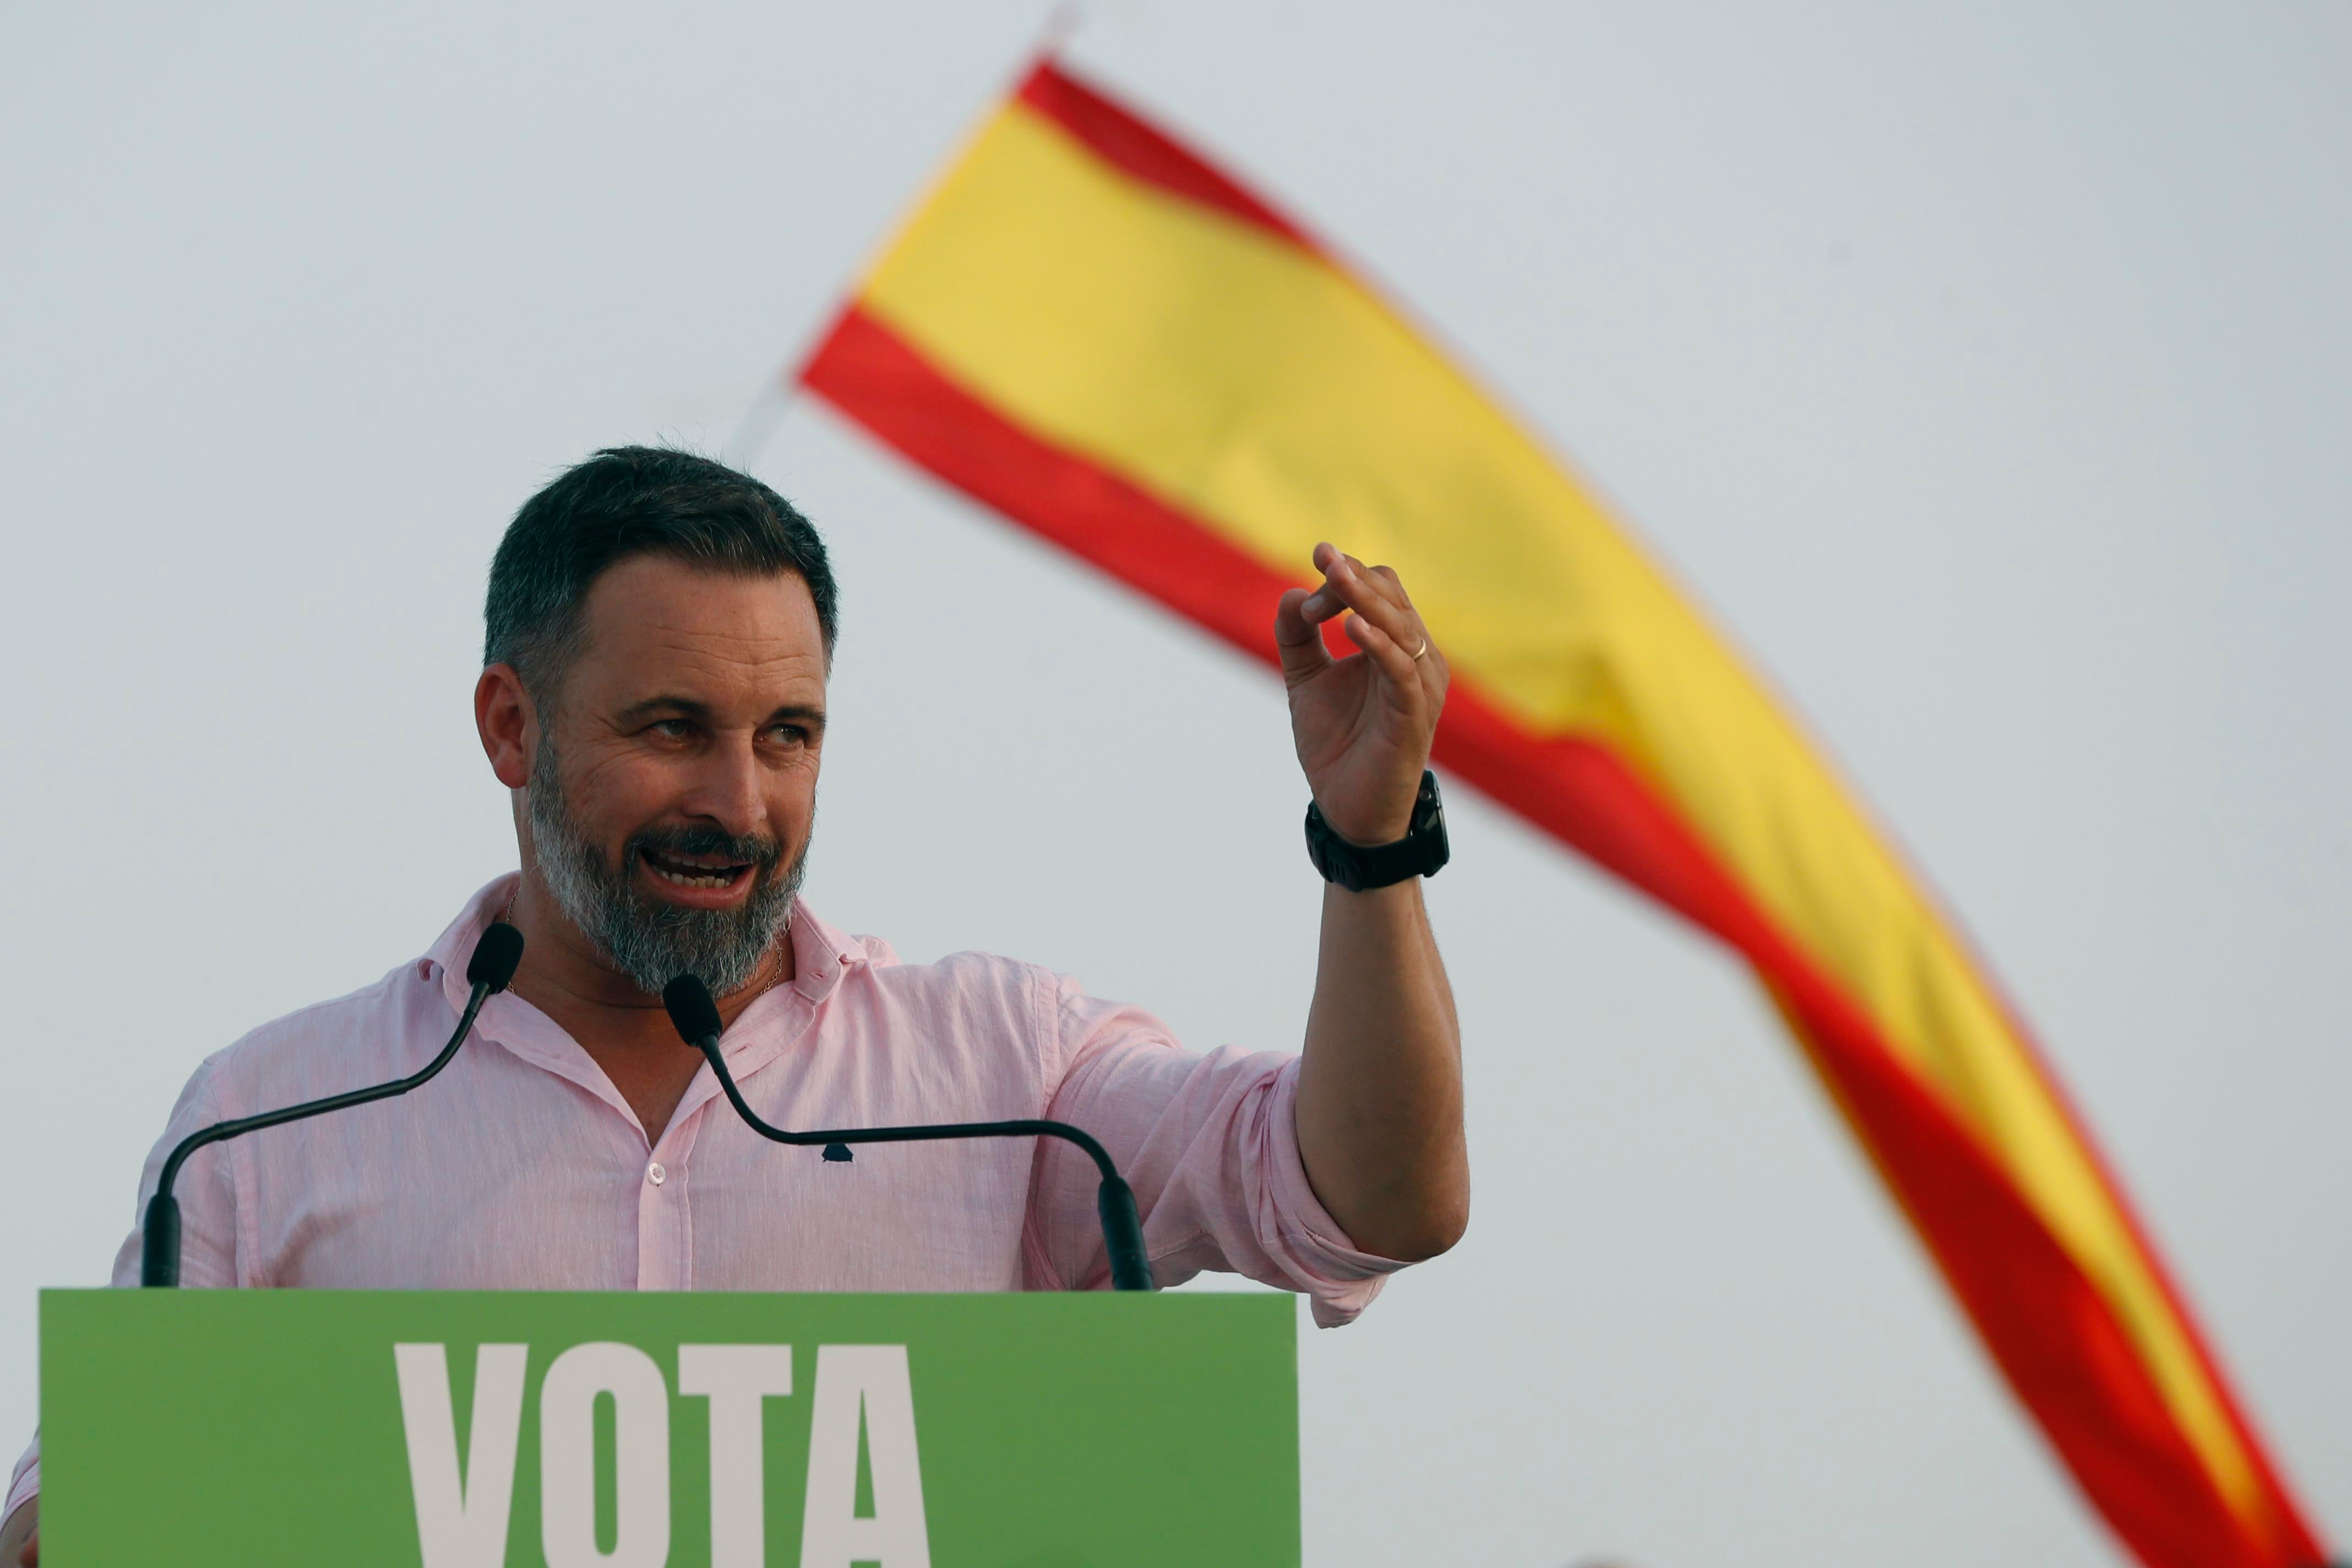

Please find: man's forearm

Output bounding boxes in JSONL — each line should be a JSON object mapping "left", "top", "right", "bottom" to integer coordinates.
{"left": 1293, "top": 878, "right": 1467, "bottom": 1261}
{"left": 1, "top": 1496, "right": 34, "bottom": 1566}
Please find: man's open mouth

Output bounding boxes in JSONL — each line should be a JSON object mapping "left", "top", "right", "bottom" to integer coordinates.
{"left": 639, "top": 846, "right": 756, "bottom": 891}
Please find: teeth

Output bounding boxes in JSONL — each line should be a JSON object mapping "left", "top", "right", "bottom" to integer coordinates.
{"left": 654, "top": 865, "right": 733, "bottom": 890}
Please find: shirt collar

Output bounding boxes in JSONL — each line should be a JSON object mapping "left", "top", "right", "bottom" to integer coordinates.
{"left": 417, "top": 876, "right": 869, "bottom": 1142}
{"left": 783, "top": 899, "right": 862, "bottom": 1004}
{"left": 420, "top": 875, "right": 518, "bottom": 1017}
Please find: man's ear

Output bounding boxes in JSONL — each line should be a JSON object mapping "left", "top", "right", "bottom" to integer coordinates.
{"left": 474, "top": 664, "right": 538, "bottom": 791}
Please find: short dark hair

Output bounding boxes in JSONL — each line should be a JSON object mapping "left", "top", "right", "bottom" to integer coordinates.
{"left": 484, "top": 446, "right": 837, "bottom": 696}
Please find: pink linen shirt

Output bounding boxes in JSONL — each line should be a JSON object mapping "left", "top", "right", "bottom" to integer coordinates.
{"left": 6, "top": 875, "right": 1400, "bottom": 1524}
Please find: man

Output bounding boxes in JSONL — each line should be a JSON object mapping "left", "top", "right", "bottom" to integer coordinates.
{"left": 1, "top": 447, "right": 1466, "bottom": 1564}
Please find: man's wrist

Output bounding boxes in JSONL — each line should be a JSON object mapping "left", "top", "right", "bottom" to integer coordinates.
{"left": 1303, "top": 771, "right": 1449, "bottom": 891}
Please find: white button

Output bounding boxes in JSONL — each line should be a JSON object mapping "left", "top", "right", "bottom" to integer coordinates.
{"left": 647, "top": 1162, "right": 667, "bottom": 1186}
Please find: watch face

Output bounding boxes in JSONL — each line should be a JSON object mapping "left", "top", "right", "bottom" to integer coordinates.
{"left": 1413, "top": 772, "right": 1450, "bottom": 874}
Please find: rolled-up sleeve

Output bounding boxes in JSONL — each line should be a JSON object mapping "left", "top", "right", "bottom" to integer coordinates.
{"left": 2, "top": 1449, "right": 33, "bottom": 1537}
{"left": 1025, "top": 977, "right": 1407, "bottom": 1326}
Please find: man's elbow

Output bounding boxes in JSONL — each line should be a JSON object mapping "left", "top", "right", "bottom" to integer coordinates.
{"left": 1371, "top": 1193, "right": 1469, "bottom": 1265}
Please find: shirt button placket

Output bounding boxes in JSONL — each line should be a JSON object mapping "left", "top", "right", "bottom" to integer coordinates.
{"left": 637, "top": 1100, "right": 709, "bottom": 1292}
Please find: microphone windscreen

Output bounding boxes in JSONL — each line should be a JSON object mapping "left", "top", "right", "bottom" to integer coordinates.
{"left": 467, "top": 922, "right": 526, "bottom": 994}
{"left": 662, "top": 974, "right": 724, "bottom": 1047}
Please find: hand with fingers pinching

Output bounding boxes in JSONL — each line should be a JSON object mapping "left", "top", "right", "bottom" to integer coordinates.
{"left": 1274, "top": 542, "right": 1449, "bottom": 846}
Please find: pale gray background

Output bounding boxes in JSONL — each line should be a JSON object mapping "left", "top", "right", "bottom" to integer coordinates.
{"left": 2, "top": 3, "right": 2346, "bottom": 1563}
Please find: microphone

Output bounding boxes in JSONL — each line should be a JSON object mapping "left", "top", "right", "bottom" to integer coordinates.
{"left": 140, "top": 921, "right": 525, "bottom": 1287}
{"left": 661, "top": 974, "right": 1156, "bottom": 1292}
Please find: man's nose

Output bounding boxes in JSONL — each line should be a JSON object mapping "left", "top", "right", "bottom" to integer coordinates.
{"left": 680, "top": 734, "right": 770, "bottom": 839}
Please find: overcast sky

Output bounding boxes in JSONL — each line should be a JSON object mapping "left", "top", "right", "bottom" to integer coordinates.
{"left": 3, "top": 3, "right": 2347, "bottom": 1564}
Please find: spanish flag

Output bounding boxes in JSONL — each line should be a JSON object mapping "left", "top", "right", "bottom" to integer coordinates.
{"left": 800, "top": 57, "right": 2326, "bottom": 1568}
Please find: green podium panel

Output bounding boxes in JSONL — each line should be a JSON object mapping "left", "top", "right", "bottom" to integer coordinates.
{"left": 41, "top": 1288, "right": 1298, "bottom": 1566}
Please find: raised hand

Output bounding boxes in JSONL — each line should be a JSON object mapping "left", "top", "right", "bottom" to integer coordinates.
{"left": 1273, "top": 542, "right": 1449, "bottom": 847}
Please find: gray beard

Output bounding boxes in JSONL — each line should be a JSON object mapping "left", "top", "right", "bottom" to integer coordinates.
{"left": 525, "top": 733, "right": 805, "bottom": 997}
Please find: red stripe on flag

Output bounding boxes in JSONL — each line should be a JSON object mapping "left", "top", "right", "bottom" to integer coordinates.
{"left": 801, "top": 302, "right": 2323, "bottom": 1568}
{"left": 1014, "top": 60, "right": 1324, "bottom": 255}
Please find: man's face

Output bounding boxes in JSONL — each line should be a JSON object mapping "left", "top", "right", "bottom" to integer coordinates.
{"left": 524, "top": 555, "right": 827, "bottom": 993}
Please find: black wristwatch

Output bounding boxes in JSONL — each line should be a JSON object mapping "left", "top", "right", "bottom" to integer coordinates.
{"left": 1304, "top": 770, "right": 1450, "bottom": 891}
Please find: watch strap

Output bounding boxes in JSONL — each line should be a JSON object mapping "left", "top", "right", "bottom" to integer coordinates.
{"left": 1304, "top": 770, "right": 1450, "bottom": 891}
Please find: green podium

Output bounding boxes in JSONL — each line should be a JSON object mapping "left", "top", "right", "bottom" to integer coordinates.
{"left": 39, "top": 1288, "right": 1299, "bottom": 1566}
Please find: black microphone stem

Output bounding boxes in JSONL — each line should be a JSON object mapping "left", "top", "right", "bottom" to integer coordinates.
{"left": 692, "top": 1034, "right": 1156, "bottom": 1292}
{"left": 139, "top": 980, "right": 497, "bottom": 1288}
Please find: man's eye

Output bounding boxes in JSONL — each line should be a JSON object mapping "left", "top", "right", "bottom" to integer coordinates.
{"left": 651, "top": 720, "right": 692, "bottom": 739}
{"left": 769, "top": 725, "right": 807, "bottom": 745}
